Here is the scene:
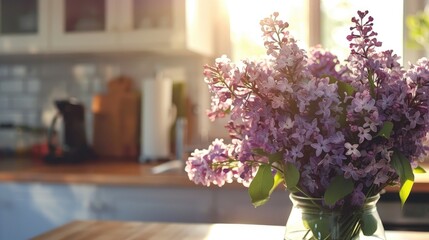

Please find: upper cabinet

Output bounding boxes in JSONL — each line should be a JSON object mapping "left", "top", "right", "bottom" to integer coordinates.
{"left": 0, "top": 0, "right": 49, "bottom": 53}
{"left": 117, "top": 0, "right": 214, "bottom": 56}
{"left": 50, "top": 0, "right": 119, "bottom": 51}
{"left": 0, "top": 0, "right": 217, "bottom": 56}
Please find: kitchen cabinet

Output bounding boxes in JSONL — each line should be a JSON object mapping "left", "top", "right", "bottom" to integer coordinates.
{"left": 49, "top": 0, "right": 214, "bottom": 55}
{"left": 0, "top": 0, "right": 217, "bottom": 55}
{"left": 0, "top": 184, "right": 18, "bottom": 240}
{"left": 14, "top": 184, "right": 98, "bottom": 240}
{"left": 215, "top": 188, "right": 291, "bottom": 225}
{"left": 50, "top": 0, "right": 118, "bottom": 51}
{"left": 0, "top": 0, "right": 49, "bottom": 53}
{"left": 0, "top": 183, "right": 98, "bottom": 240}
{"left": 0, "top": 181, "right": 289, "bottom": 240}
{"left": 117, "top": 0, "right": 214, "bottom": 55}
{"left": 96, "top": 186, "right": 215, "bottom": 223}
{"left": 0, "top": 182, "right": 216, "bottom": 240}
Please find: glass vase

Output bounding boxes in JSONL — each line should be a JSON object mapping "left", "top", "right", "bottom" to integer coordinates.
{"left": 284, "top": 193, "right": 386, "bottom": 240}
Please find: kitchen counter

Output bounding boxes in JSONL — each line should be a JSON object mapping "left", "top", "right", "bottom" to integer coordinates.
{"left": 31, "top": 220, "right": 429, "bottom": 240}
{"left": 0, "top": 158, "right": 200, "bottom": 188}
{"left": 1, "top": 158, "right": 429, "bottom": 239}
{"left": 0, "top": 157, "right": 429, "bottom": 192}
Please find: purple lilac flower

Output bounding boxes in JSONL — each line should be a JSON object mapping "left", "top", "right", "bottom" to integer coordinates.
{"left": 186, "top": 10, "right": 429, "bottom": 208}
{"left": 358, "top": 127, "right": 372, "bottom": 143}
{"left": 311, "top": 135, "right": 332, "bottom": 157}
{"left": 345, "top": 142, "right": 361, "bottom": 157}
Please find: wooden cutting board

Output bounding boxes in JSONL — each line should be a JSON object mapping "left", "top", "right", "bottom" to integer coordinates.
{"left": 92, "top": 76, "right": 140, "bottom": 158}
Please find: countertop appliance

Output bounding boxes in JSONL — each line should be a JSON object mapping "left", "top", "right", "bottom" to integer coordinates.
{"left": 45, "top": 98, "right": 91, "bottom": 164}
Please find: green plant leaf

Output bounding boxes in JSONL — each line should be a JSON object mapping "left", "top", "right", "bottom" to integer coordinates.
{"left": 338, "top": 81, "right": 356, "bottom": 97}
{"left": 327, "top": 76, "right": 354, "bottom": 128}
{"left": 368, "top": 71, "right": 376, "bottom": 97}
{"left": 248, "top": 164, "right": 274, "bottom": 207}
{"left": 268, "top": 152, "right": 283, "bottom": 164}
{"left": 361, "top": 214, "right": 378, "bottom": 236}
{"left": 302, "top": 213, "right": 331, "bottom": 239}
{"left": 324, "top": 175, "right": 354, "bottom": 205}
{"left": 252, "top": 149, "right": 283, "bottom": 164}
{"left": 400, "top": 179, "right": 414, "bottom": 207}
{"left": 391, "top": 151, "right": 415, "bottom": 206}
{"left": 269, "top": 171, "right": 284, "bottom": 196}
{"left": 284, "top": 163, "right": 300, "bottom": 192}
{"left": 329, "top": 76, "right": 355, "bottom": 97}
{"left": 253, "top": 148, "right": 266, "bottom": 156}
{"left": 413, "top": 165, "right": 427, "bottom": 174}
{"left": 377, "top": 121, "right": 394, "bottom": 139}
{"left": 407, "top": 12, "right": 429, "bottom": 50}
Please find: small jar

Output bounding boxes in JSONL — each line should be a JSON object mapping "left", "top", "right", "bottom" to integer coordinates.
{"left": 284, "top": 194, "right": 386, "bottom": 240}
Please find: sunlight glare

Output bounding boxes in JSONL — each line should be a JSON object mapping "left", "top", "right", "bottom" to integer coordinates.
{"left": 226, "top": 0, "right": 307, "bottom": 60}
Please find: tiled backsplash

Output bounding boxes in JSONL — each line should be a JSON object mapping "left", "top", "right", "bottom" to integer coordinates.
{"left": 0, "top": 53, "right": 215, "bottom": 151}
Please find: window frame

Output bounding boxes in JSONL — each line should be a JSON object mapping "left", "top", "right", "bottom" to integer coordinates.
{"left": 308, "top": 0, "right": 427, "bottom": 65}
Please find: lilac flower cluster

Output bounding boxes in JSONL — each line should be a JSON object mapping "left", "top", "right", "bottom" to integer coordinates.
{"left": 185, "top": 11, "right": 429, "bottom": 207}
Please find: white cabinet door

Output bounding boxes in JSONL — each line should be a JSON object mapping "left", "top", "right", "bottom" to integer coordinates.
{"left": 0, "top": 0, "right": 216, "bottom": 55}
{"left": 118, "top": 0, "right": 214, "bottom": 55}
{"left": 0, "top": 199, "right": 16, "bottom": 240}
{"left": 0, "top": 0, "right": 49, "bottom": 54}
{"left": 51, "top": 0, "right": 216, "bottom": 55}
{"left": 215, "top": 188, "right": 292, "bottom": 225}
{"left": 97, "top": 186, "right": 215, "bottom": 223}
{"left": 16, "top": 183, "right": 98, "bottom": 239}
{"left": 0, "top": 184, "right": 19, "bottom": 240}
{"left": 50, "top": 0, "right": 119, "bottom": 52}
{"left": 117, "top": 0, "right": 184, "bottom": 52}
{"left": 0, "top": 183, "right": 98, "bottom": 240}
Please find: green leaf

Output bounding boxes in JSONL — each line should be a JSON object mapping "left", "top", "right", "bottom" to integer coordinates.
{"left": 253, "top": 148, "right": 266, "bottom": 156}
{"left": 324, "top": 175, "right": 354, "bottom": 205}
{"left": 268, "top": 152, "right": 283, "bottom": 164}
{"left": 302, "top": 214, "right": 331, "bottom": 239}
{"left": 329, "top": 76, "right": 355, "bottom": 97}
{"left": 328, "top": 76, "right": 354, "bottom": 128}
{"left": 284, "top": 163, "right": 300, "bottom": 192}
{"left": 400, "top": 179, "right": 414, "bottom": 207}
{"left": 413, "top": 165, "right": 427, "bottom": 174}
{"left": 391, "top": 151, "right": 415, "bottom": 206}
{"left": 377, "top": 121, "right": 394, "bottom": 139}
{"left": 252, "top": 149, "right": 283, "bottom": 164}
{"left": 368, "top": 71, "right": 376, "bottom": 98}
{"left": 269, "top": 171, "right": 284, "bottom": 196}
{"left": 248, "top": 164, "right": 274, "bottom": 207}
{"left": 361, "top": 214, "right": 378, "bottom": 236}
{"left": 338, "top": 81, "right": 356, "bottom": 97}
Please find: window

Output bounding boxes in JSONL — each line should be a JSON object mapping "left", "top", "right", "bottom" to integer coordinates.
{"left": 226, "top": 0, "right": 424, "bottom": 65}
{"left": 226, "top": 0, "right": 307, "bottom": 61}
{"left": 321, "top": 0, "right": 403, "bottom": 63}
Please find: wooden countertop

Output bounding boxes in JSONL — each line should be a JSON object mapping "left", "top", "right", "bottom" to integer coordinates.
{"left": 31, "top": 220, "right": 429, "bottom": 240}
{"left": 0, "top": 158, "right": 201, "bottom": 188}
{"left": 0, "top": 157, "right": 429, "bottom": 192}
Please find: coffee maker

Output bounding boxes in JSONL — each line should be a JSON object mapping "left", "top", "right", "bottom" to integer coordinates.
{"left": 45, "top": 98, "right": 92, "bottom": 164}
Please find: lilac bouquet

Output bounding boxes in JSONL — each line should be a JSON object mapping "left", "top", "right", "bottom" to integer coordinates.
{"left": 185, "top": 10, "right": 428, "bottom": 238}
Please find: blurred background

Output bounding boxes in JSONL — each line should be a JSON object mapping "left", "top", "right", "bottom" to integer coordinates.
{"left": 0, "top": 0, "right": 428, "bottom": 239}
{"left": 0, "top": 0, "right": 427, "bottom": 152}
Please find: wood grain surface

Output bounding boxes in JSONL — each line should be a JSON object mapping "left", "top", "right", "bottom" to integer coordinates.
{"left": 31, "top": 220, "right": 429, "bottom": 240}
